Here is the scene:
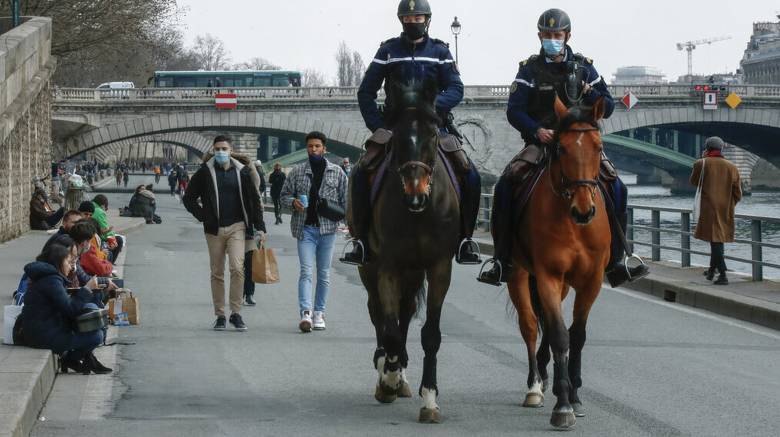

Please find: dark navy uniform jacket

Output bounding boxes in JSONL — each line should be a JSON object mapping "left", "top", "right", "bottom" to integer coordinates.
{"left": 507, "top": 46, "right": 614, "bottom": 144}
{"left": 358, "top": 35, "right": 464, "bottom": 133}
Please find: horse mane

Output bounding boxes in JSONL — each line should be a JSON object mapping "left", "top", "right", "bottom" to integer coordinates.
{"left": 554, "top": 106, "right": 601, "bottom": 134}
{"left": 383, "top": 77, "right": 442, "bottom": 128}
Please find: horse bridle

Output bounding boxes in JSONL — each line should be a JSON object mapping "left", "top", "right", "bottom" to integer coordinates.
{"left": 548, "top": 125, "right": 601, "bottom": 201}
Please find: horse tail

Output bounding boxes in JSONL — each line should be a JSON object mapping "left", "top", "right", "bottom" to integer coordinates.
{"left": 529, "top": 275, "right": 545, "bottom": 332}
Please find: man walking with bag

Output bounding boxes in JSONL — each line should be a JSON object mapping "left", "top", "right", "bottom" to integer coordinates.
{"left": 184, "top": 136, "right": 266, "bottom": 331}
{"left": 280, "top": 132, "right": 347, "bottom": 333}
{"left": 690, "top": 137, "right": 742, "bottom": 285}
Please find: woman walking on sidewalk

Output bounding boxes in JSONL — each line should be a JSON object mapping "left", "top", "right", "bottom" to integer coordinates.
{"left": 690, "top": 137, "right": 742, "bottom": 285}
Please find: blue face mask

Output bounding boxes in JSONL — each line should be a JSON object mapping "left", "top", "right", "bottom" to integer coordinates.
{"left": 214, "top": 151, "right": 230, "bottom": 165}
{"left": 542, "top": 38, "right": 565, "bottom": 57}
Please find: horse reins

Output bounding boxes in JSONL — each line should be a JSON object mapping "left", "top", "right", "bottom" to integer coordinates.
{"left": 548, "top": 125, "right": 601, "bottom": 201}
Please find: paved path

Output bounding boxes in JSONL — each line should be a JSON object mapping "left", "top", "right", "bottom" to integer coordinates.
{"left": 25, "top": 184, "right": 780, "bottom": 437}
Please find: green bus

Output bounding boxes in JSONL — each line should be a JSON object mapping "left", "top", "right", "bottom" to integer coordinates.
{"left": 153, "top": 70, "right": 302, "bottom": 88}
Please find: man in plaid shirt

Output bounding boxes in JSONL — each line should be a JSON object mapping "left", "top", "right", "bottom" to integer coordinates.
{"left": 280, "top": 132, "right": 348, "bottom": 332}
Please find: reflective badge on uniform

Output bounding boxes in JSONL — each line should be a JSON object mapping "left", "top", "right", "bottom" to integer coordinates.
{"left": 409, "top": 0, "right": 415, "bottom": 11}
{"left": 510, "top": 82, "right": 519, "bottom": 93}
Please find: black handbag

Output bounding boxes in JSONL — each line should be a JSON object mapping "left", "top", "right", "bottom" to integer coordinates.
{"left": 317, "top": 198, "right": 345, "bottom": 222}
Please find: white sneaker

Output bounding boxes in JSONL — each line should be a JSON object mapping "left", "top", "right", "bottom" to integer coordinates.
{"left": 312, "top": 311, "right": 326, "bottom": 331}
{"left": 299, "top": 310, "right": 312, "bottom": 333}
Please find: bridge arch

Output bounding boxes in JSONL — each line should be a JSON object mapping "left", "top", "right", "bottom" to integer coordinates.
{"left": 63, "top": 111, "right": 369, "bottom": 161}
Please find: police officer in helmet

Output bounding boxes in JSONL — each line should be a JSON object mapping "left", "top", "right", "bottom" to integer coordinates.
{"left": 478, "top": 8, "right": 649, "bottom": 287}
{"left": 341, "top": 0, "right": 483, "bottom": 267}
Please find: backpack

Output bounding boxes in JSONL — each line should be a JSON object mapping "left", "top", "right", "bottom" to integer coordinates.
{"left": 12, "top": 273, "right": 29, "bottom": 306}
{"left": 12, "top": 312, "right": 27, "bottom": 346}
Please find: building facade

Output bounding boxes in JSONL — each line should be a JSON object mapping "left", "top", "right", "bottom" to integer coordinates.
{"left": 612, "top": 66, "right": 666, "bottom": 84}
{"left": 741, "top": 16, "right": 780, "bottom": 84}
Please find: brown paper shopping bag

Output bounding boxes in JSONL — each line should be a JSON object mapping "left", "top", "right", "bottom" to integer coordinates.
{"left": 252, "top": 243, "right": 279, "bottom": 284}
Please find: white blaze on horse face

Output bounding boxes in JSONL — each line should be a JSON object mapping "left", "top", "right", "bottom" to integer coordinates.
{"left": 575, "top": 132, "right": 584, "bottom": 148}
{"left": 421, "top": 387, "right": 439, "bottom": 410}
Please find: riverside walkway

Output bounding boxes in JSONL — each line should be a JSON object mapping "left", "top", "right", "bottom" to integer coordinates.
{"left": 1, "top": 178, "right": 779, "bottom": 437}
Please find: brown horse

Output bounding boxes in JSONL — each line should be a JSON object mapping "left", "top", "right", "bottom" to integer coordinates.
{"left": 351, "top": 77, "right": 460, "bottom": 423}
{"left": 506, "top": 96, "right": 611, "bottom": 429}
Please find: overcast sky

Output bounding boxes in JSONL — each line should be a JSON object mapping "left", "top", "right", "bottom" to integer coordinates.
{"left": 177, "top": 0, "right": 778, "bottom": 85}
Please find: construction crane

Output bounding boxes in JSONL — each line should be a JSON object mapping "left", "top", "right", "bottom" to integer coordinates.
{"left": 676, "top": 36, "right": 732, "bottom": 78}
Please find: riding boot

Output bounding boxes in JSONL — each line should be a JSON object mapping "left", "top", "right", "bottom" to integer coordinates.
{"left": 603, "top": 179, "right": 649, "bottom": 287}
{"left": 478, "top": 174, "right": 514, "bottom": 286}
{"left": 340, "top": 167, "right": 371, "bottom": 266}
{"left": 456, "top": 162, "right": 482, "bottom": 265}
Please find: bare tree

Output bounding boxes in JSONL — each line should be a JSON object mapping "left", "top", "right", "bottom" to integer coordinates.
{"left": 234, "top": 57, "right": 281, "bottom": 71}
{"left": 301, "top": 68, "right": 328, "bottom": 87}
{"left": 191, "top": 34, "right": 232, "bottom": 71}
{"left": 335, "top": 42, "right": 366, "bottom": 86}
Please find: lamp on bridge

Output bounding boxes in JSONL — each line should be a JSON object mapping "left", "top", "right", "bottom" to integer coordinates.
{"left": 450, "top": 16, "right": 461, "bottom": 64}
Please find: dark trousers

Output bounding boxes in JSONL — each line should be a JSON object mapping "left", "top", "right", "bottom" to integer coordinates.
{"left": 244, "top": 249, "right": 255, "bottom": 298}
{"left": 272, "top": 196, "right": 282, "bottom": 222}
{"left": 45, "top": 208, "right": 66, "bottom": 228}
{"left": 710, "top": 242, "right": 727, "bottom": 274}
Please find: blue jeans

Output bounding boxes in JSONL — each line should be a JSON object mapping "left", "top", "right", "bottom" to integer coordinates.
{"left": 297, "top": 226, "right": 337, "bottom": 315}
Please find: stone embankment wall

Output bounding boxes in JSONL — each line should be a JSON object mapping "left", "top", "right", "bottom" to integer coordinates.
{"left": 0, "top": 17, "right": 55, "bottom": 242}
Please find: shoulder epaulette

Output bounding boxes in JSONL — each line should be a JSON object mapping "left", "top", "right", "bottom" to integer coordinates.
{"left": 520, "top": 54, "right": 538, "bottom": 67}
{"left": 574, "top": 53, "right": 593, "bottom": 64}
{"left": 430, "top": 38, "right": 450, "bottom": 48}
{"left": 380, "top": 37, "right": 397, "bottom": 47}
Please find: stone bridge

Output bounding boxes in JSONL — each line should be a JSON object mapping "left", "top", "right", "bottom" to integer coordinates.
{"left": 52, "top": 85, "right": 780, "bottom": 178}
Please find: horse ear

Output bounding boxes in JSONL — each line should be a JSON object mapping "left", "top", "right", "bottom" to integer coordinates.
{"left": 553, "top": 95, "right": 569, "bottom": 121}
{"left": 591, "top": 97, "right": 606, "bottom": 122}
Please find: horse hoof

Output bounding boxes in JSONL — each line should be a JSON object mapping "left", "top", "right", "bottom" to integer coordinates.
{"left": 550, "top": 409, "right": 576, "bottom": 429}
{"left": 572, "top": 402, "right": 585, "bottom": 417}
{"left": 522, "top": 392, "right": 545, "bottom": 408}
{"left": 374, "top": 384, "right": 398, "bottom": 404}
{"left": 418, "top": 407, "right": 441, "bottom": 424}
{"left": 398, "top": 381, "right": 413, "bottom": 398}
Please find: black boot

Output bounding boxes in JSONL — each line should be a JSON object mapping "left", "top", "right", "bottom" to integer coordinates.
{"left": 478, "top": 176, "right": 513, "bottom": 286}
{"left": 245, "top": 295, "right": 256, "bottom": 306}
{"left": 456, "top": 164, "right": 482, "bottom": 265}
{"left": 606, "top": 262, "right": 650, "bottom": 288}
{"left": 714, "top": 273, "right": 729, "bottom": 285}
{"left": 340, "top": 167, "right": 372, "bottom": 266}
{"left": 83, "top": 351, "right": 112, "bottom": 374}
{"left": 603, "top": 181, "right": 650, "bottom": 288}
{"left": 703, "top": 268, "right": 715, "bottom": 281}
{"left": 59, "top": 352, "right": 86, "bottom": 374}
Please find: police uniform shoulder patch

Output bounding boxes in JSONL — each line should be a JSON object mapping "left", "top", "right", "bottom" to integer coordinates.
{"left": 520, "top": 55, "right": 538, "bottom": 68}
{"left": 510, "top": 82, "right": 519, "bottom": 94}
{"left": 574, "top": 53, "right": 593, "bottom": 64}
{"left": 430, "top": 38, "right": 450, "bottom": 48}
{"left": 380, "top": 37, "right": 396, "bottom": 47}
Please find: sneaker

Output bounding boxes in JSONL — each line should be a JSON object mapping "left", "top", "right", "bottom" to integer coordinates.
{"left": 244, "top": 295, "right": 256, "bottom": 306}
{"left": 299, "top": 310, "right": 313, "bottom": 333}
{"left": 714, "top": 274, "right": 729, "bottom": 286}
{"left": 312, "top": 311, "right": 326, "bottom": 331}
{"left": 229, "top": 313, "right": 248, "bottom": 331}
{"left": 213, "top": 316, "right": 227, "bottom": 331}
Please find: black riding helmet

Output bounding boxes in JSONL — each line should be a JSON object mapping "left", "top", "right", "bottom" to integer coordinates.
{"left": 397, "top": 0, "right": 432, "bottom": 17}
{"left": 537, "top": 8, "right": 571, "bottom": 33}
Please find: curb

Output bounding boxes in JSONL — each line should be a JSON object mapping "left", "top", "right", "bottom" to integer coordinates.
{"left": 0, "top": 349, "right": 56, "bottom": 437}
{"left": 473, "top": 239, "right": 780, "bottom": 331}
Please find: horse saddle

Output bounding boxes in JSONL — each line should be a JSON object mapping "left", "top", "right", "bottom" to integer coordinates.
{"left": 370, "top": 144, "right": 462, "bottom": 206}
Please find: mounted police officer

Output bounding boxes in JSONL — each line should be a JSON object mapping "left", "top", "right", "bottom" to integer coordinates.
{"left": 340, "top": 0, "right": 483, "bottom": 266}
{"left": 478, "top": 8, "right": 649, "bottom": 286}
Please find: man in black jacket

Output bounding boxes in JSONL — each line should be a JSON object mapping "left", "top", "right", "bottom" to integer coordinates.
{"left": 269, "top": 163, "right": 286, "bottom": 225}
{"left": 183, "top": 135, "right": 266, "bottom": 332}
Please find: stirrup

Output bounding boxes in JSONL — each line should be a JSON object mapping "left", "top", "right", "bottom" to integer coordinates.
{"left": 477, "top": 259, "right": 503, "bottom": 286}
{"left": 339, "top": 239, "right": 366, "bottom": 266}
{"left": 625, "top": 254, "right": 649, "bottom": 282}
{"left": 456, "top": 239, "right": 482, "bottom": 265}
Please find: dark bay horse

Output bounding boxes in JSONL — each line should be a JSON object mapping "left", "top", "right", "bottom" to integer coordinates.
{"left": 351, "top": 78, "right": 460, "bottom": 423}
{"left": 506, "top": 96, "right": 611, "bottom": 429}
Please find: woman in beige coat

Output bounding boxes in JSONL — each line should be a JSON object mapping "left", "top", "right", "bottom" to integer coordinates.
{"left": 690, "top": 137, "right": 742, "bottom": 285}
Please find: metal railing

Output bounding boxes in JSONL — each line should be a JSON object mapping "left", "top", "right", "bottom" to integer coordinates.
{"left": 477, "top": 193, "right": 779, "bottom": 281}
{"left": 52, "top": 84, "right": 780, "bottom": 103}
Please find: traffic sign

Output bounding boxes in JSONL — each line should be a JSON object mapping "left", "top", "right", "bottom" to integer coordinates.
{"left": 725, "top": 92, "right": 742, "bottom": 109}
{"left": 215, "top": 93, "right": 238, "bottom": 110}
{"left": 621, "top": 92, "right": 639, "bottom": 111}
{"left": 703, "top": 92, "right": 718, "bottom": 110}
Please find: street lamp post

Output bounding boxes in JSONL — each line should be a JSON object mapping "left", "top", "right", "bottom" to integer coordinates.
{"left": 12, "top": 0, "right": 22, "bottom": 27}
{"left": 450, "top": 16, "right": 461, "bottom": 64}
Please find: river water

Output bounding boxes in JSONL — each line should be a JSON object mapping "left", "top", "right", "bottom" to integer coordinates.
{"left": 627, "top": 182, "right": 780, "bottom": 279}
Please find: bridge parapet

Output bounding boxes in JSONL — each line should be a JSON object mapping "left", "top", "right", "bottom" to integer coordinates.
{"left": 52, "top": 84, "right": 780, "bottom": 105}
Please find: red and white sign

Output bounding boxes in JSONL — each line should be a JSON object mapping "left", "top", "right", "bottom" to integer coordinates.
{"left": 621, "top": 92, "right": 639, "bottom": 111}
{"left": 215, "top": 93, "right": 238, "bottom": 110}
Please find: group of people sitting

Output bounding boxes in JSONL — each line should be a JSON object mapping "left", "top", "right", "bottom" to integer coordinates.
{"left": 14, "top": 195, "right": 126, "bottom": 374}
{"left": 121, "top": 184, "right": 160, "bottom": 224}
